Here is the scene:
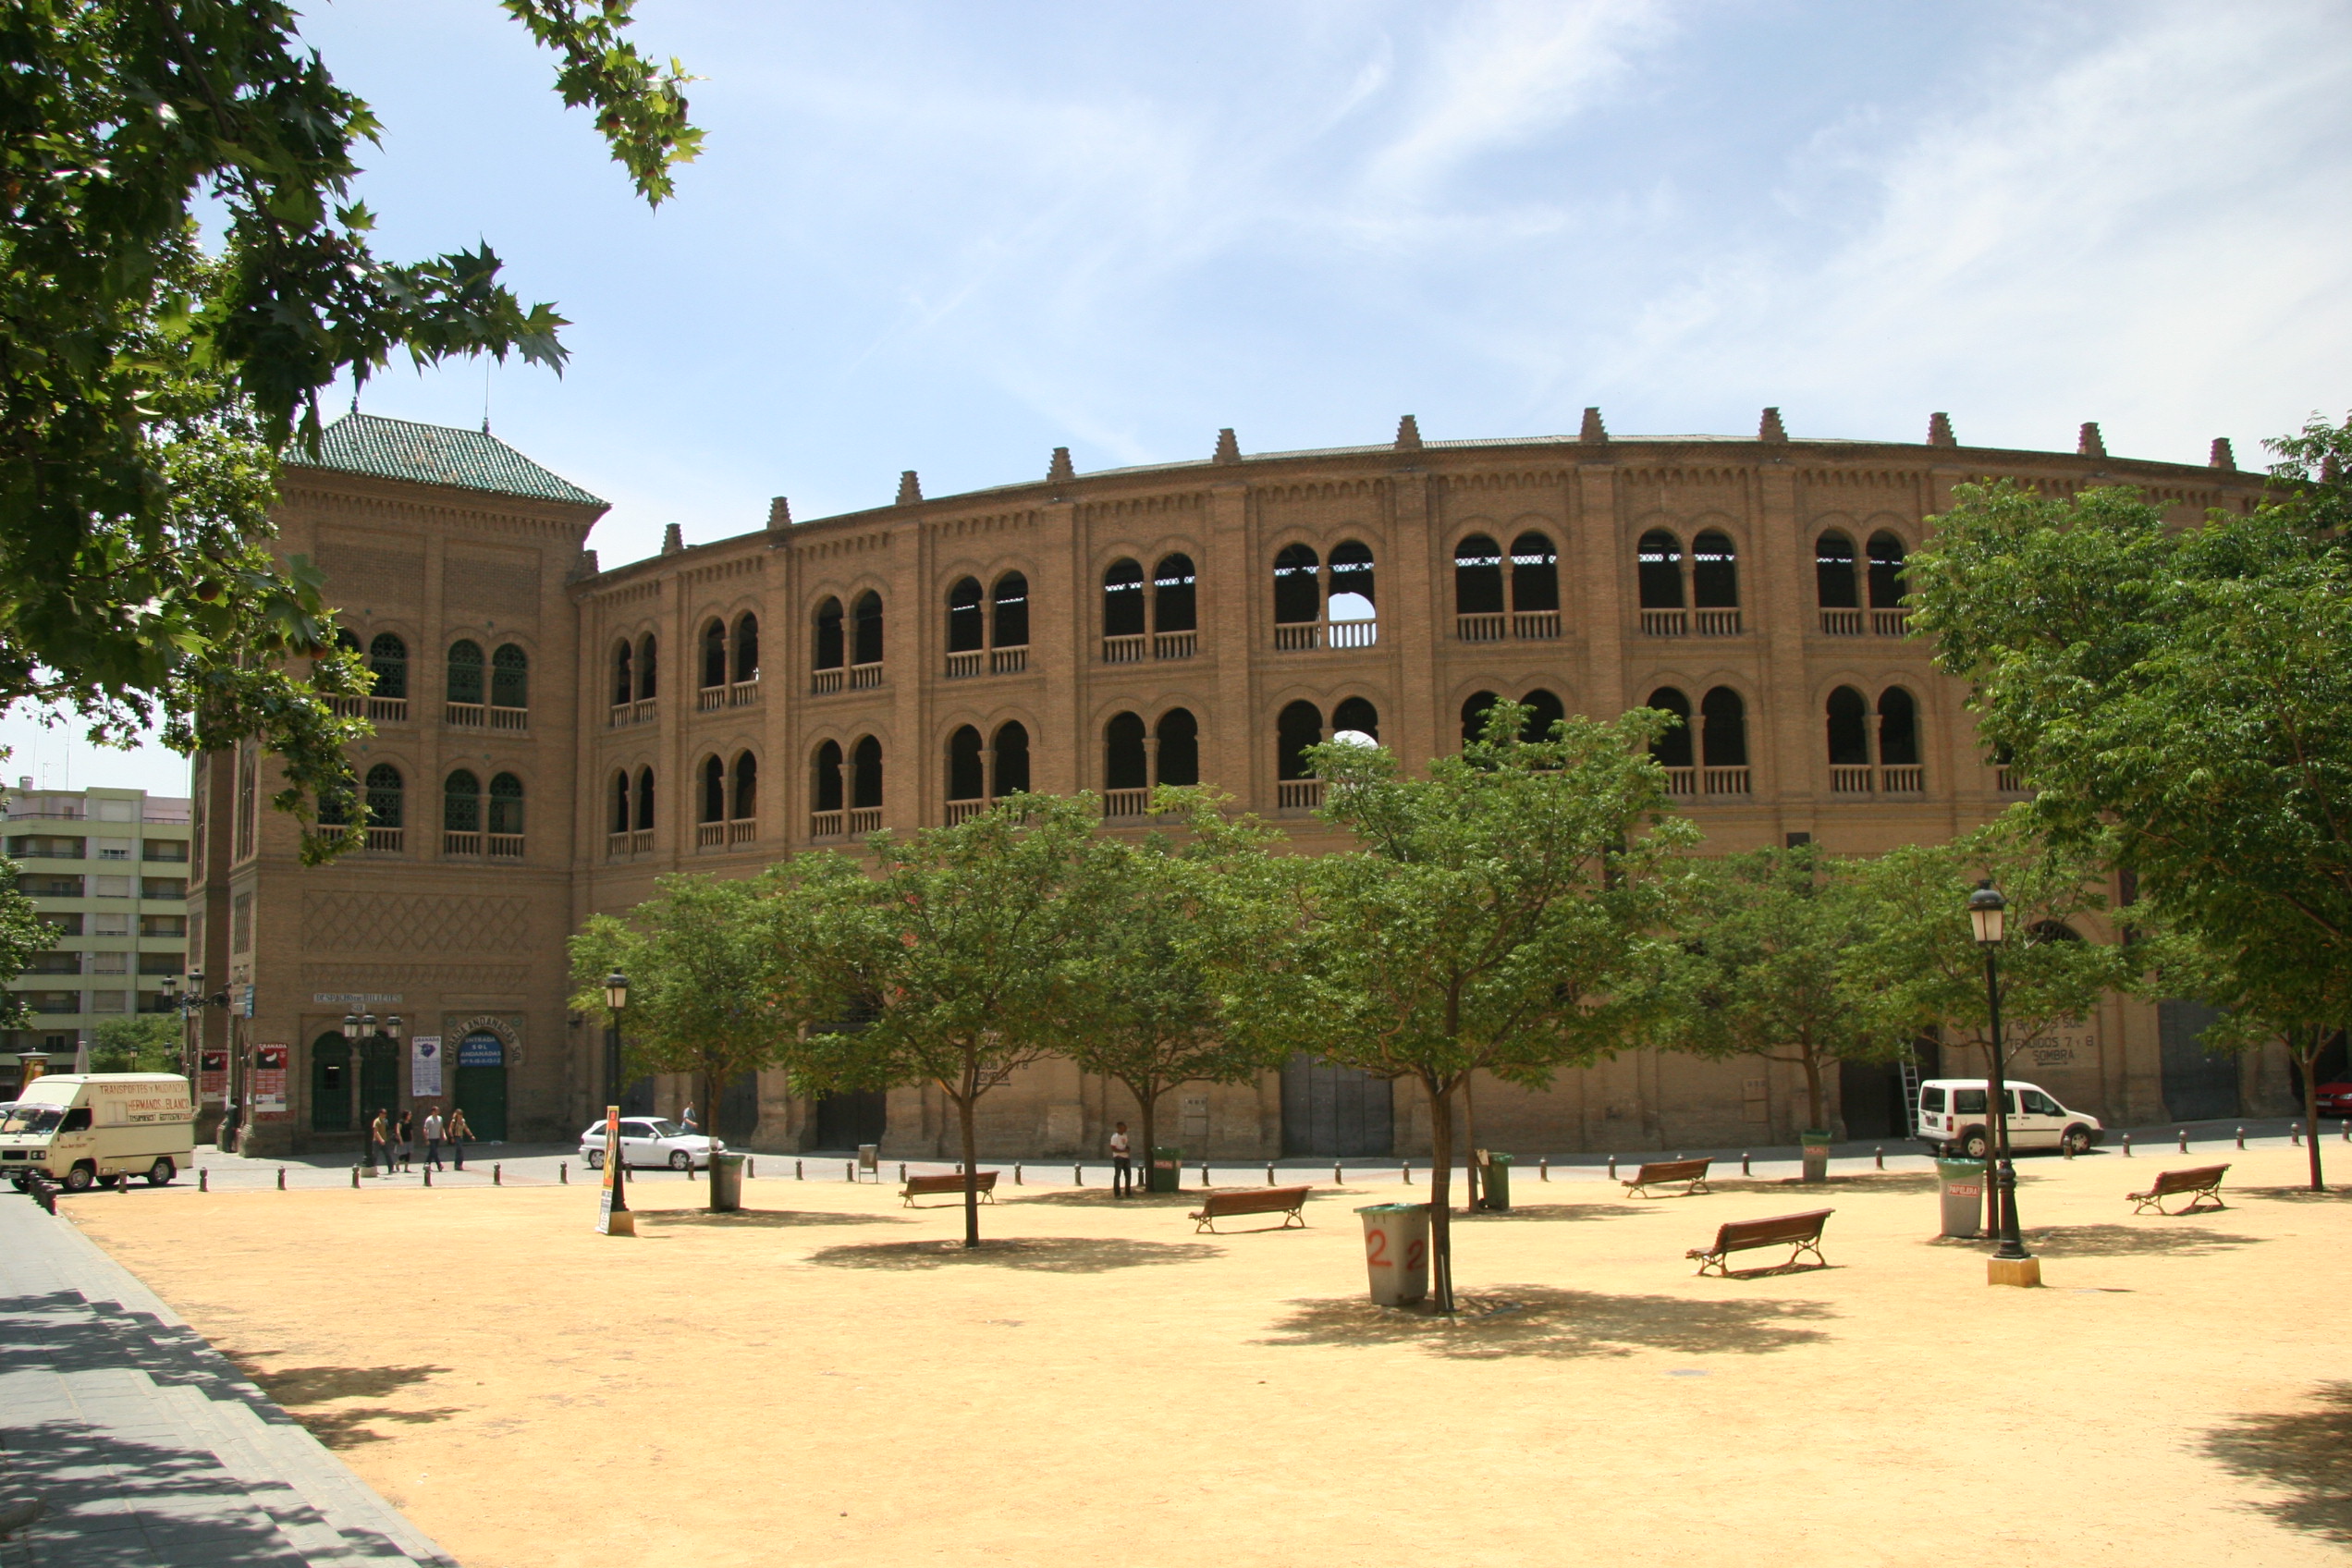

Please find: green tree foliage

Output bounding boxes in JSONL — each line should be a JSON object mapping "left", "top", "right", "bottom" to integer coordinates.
{"left": 1, "top": 2, "right": 699, "bottom": 857}
{"left": 1908, "top": 414, "right": 2352, "bottom": 1184}
{"left": 1657, "top": 845, "right": 1893, "bottom": 1134}
{"left": 796, "top": 797, "right": 1103, "bottom": 1248}
{"left": 570, "top": 864, "right": 844, "bottom": 1209}
{"left": 0, "top": 858, "right": 51, "bottom": 1025}
{"left": 1207, "top": 703, "right": 1695, "bottom": 1312}
{"left": 90, "top": 1013, "right": 180, "bottom": 1072}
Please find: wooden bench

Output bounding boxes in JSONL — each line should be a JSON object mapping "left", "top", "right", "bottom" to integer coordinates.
{"left": 1623, "top": 1158, "right": 1712, "bottom": 1198}
{"left": 2128, "top": 1163, "right": 2228, "bottom": 1215}
{"left": 1687, "top": 1208, "right": 1833, "bottom": 1276}
{"left": 901, "top": 1170, "right": 998, "bottom": 1207}
{"left": 1189, "top": 1184, "right": 1313, "bottom": 1233}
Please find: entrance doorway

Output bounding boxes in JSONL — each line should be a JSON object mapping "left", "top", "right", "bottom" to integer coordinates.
{"left": 814, "top": 1089, "right": 887, "bottom": 1150}
{"left": 1280, "top": 1056, "right": 1393, "bottom": 1157}
{"left": 357, "top": 1035, "right": 398, "bottom": 1125}
{"left": 2160, "top": 1000, "right": 2239, "bottom": 1121}
{"left": 454, "top": 1032, "right": 508, "bottom": 1141}
{"left": 311, "top": 1033, "right": 351, "bottom": 1133}
{"left": 1838, "top": 1059, "right": 1909, "bottom": 1140}
{"left": 717, "top": 1070, "right": 759, "bottom": 1143}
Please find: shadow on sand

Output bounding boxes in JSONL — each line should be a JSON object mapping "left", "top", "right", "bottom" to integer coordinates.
{"left": 2234, "top": 1183, "right": 2352, "bottom": 1204}
{"left": 1261, "top": 1285, "right": 1834, "bottom": 1360}
{"left": 805, "top": 1236, "right": 1222, "bottom": 1273}
{"left": 2204, "top": 1381, "right": 2352, "bottom": 1544}
{"left": 638, "top": 1208, "right": 912, "bottom": 1230}
{"left": 1455, "top": 1202, "right": 1669, "bottom": 1224}
{"left": 1705, "top": 1171, "right": 1941, "bottom": 1196}
{"left": 226, "top": 1362, "right": 464, "bottom": 1450}
{"left": 1005, "top": 1188, "right": 1208, "bottom": 1209}
{"left": 2024, "top": 1222, "right": 2267, "bottom": 1257}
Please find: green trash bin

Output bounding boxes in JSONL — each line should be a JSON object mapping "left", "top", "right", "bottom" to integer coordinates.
{"left": 1477, "top": 1150, "right": 1513, "bottom": 1211}
{"left": 708, "top": 1152, "right": 746, "bottom": 1213}
{"left": 1148, "top": 1145, "right": 1182, "bottom": 1194}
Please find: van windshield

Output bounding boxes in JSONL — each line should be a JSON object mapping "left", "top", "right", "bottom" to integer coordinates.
{"left": 2, "top": 1104, "right": 63, "bottom": 1135}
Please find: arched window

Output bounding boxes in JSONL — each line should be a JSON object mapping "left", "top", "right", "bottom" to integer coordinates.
{"left": 611, "top": 640, "right": 634, "bottom": 705}
{"left": 1878, "top": 686, "right": 1919, "bottom": 766}
{"left": 367, "top": 633, "right": 408, "bottom": 699}
{"left": 1647, "top": 687, "right": 1693, "bottom": 769}
{"left": 491, "top": 643, "right": 528, "bottom": 709}
{"left": 1454, "top": 534, "right": 1504, "bottom": 616}
{"left": 1277, "top": 701, "right": 1323, "bottom": 781}
{"left": 851, "top": 591, "right": 884, "bottom": 665}
{"left": 633, "top": 766, "right": 655, "bottom": 831}
{"left": 1156, "top": 707, "right": 1200, "bottom": 787}
{"left": 700, "top": 619, "right": 728, "bottom": 690}
{"left": 1637, "top": 531, "right": 1684, "bottom": 609}
{"left": 700, "top": 754, "right": 727, "bottom": 823}
{"left": 336, "top": 626, "right": 360, "bottom": 655}
{"left": 1522, "top": 688, "right": 1565, "bottom": 744}
{"left": 991, "top": 721, "right": 1030, "bottom": 797}
{"left": 319, "top": 783, "right": 351, "bottom": 827}
{"left": 1461, "top": 691, "right": 1500, "bottom": 745}
{"left": 443, "top": 769, "right": 481, "bottom": 833}
{"left": 1692, "top": 530, "right": 1738, "bottom": 608}
{"left": 1331, "top": 695, "right": 1379, "bottom": 741}
{"left": 851, "top": 737, "right": 883, "bottom": 809}
{"left": 991, "top": 573, "right": 1029, "bottom": 649}
{"left": 635, "top": 633, "right": 657, "bottom": 701}
{"left": 730, "top": 752, "right": 757, "bottom": 820}
{"left": 732, "top": 613, "right": 759, "bottom": 682}
{"left": 447, "top": 640, "right": 484, "bottom": 704}
{"left": 1511, "top": 532, "right": 1560, "bottom": 615}
{"left": 1815, "top": 532, "right": 1858, "bottom": 608}
{"left": 1272, "top": 544, "right": 1319, "bottom": 625}
{"left": 1868, "top": 532, "right": 1908, "bottom": 609}
{"left": 814, "top": 597, "right": 845, "bottom": 670}
{"left": 487, "top": 772, "right": 523, "bottom": 837}
{"left": 1153, "top": 555, "right": 1196, "bottom": 633}
{"left": 946, "top": 578, "right": 985, "bottom": 653}
{"left": 946, "top": 726, "right": 985, "bottom": 802}
{"left": 1700, "top": 686, "right": 1747, "bottom": 767}
{"left": 1103, "top": 559, "right": 1145, "bottom": 638}
{"left": 1328, "top": 542, "right": 1376, "bottom": 623}
{"left": 364, "top": 764, "right": 403, "bottom": 828}
{"left": 813, "top": 741, "right": 844, "bottom": 814}
{"left": 1105, "top": 712, "right": 1148, "bottom": 790}
{"left": 1826, "top": 686, "right": 1871, "bottom": 766}
{"left": 609, "top": 770, "right": 631, "bottom": 835}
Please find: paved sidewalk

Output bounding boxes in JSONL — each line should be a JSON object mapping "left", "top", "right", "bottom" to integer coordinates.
{"left": 0, "top": 1193, "right": 455, "bottom": 1567}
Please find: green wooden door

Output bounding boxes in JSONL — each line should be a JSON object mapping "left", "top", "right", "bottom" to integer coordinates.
{"left": 454, "top": 1032, "right": 508, "bottom": 1140}
{"left": 357, "top": 1036, "right": 398, "bottom": 1125}
{"left": 310, "top": 1034, "right": 351, "bottom": 1132}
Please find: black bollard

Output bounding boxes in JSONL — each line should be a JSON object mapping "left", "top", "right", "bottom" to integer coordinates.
{"left": 277, "top": 1168, "right": 286, "bottom": 1191}
{"left": 560, "top": 1161, "right": 569, "bottom": 1184}
{"left": 350, "top": 1166, "right": 359, "bottom": 1189}
{"left": 1539, "top": 1158, "right": 1550, "bottom": 1182}
{"left": 201, "top": 1168, "right": 209, "bottom": 1192}
{"left": 494, "top": 1163, "right": 503, "bottom": 1186}
{"left": 1741, "top": 1151, "right": 1751, "bottom": 1176}
{"left": 423, "top": 1167, "right": 433, "bottom": 1187}
{"left": 2122, "top": 1133, "right": 2131, "bottom": 1158}
{"left": 1875, "top": 1146, "right": 1884, "bottom": 1170}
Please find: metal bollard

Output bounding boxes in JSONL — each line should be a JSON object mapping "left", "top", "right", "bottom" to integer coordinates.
{"left": 1402, "top": 1161, "right": 1412, "bottom": 1185}
{"left": 1875, "top": 1146, "right": 1884, "bottom": 1170}
{"left": 2342, "top": 1119, "right": 2349, "bottom": 1143}
{"left": 1539, "top": 1158, "right": 1550, "bottom": 1182}
{"left": 899, "top": 1163, "right": 908, "bottom": 1182}
{"left": 2062, "top": 1138, "right": 2074, "bottom": 1160}
{"left": 2177, "top": 1129, "right": 2187, "bottom": 1153}
{"left": 494, "top": 1163, "right": 503, "bottom": 1186}
{"left": 277, "top": 1168, "right": 286, "bottom": 1190}
{"left": 796, "top": 1159, "right": 804, "bottom": 1180}
{"left": 1199, "top": 1163, "right": 1209, "bottom": 1188}
{"left": 1074, "top": 1163, "right": 1083, "bottom": 1185}
{"left": 201, "top": 1168, "right": 209, "bottom": 1192}
{"left": 423, "top": 1167, "right": 433, "bottom": 1187}
{"left": 748, "top": 1158, "right": 755, "bottom": 1179}
{"left": 1741, "top": 1151, "right": 1751, "bottom": 1176}
{"left": 2122, "top": 1133, "right": 2131, "bottom": 1157}
{"left": 1268, "top": 1165, "right": 1276, "bottom": 1186}
{"left": 2236, "top": 1126, "right": 2246, "bottom": 1150}
{"left": 1014, "top": 1163, "right": 1023, "bottom": 1185}
{"left": 349, "top": 1166, "right": 358, "bottom": 1188}
{"left": 2292, "top": 1122, "right": 2302, "bottom": 1146}
{"left": 560, "top": 1161, "right": 569, "bottom": 1184}
{"left": 845, "top": 1161, "right": 854, "bottom": 1181}
{"left": 1333, "top": 1162, "right": 1342, "bottom": 1186}
{"left": 1607, "top": 1155, "right": 1617, "bottom": 1180}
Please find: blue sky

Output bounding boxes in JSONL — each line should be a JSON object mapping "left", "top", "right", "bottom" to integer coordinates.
{"left": 9, "top": 0, "right": 2349, "bottom": 792}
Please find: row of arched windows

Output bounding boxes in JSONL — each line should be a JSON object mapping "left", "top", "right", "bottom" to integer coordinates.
{"left": 320, "top": 766, "right": 525, "bottom": 850}
{"left": 698, "top": 615, "right": 760, "bottom": 690}
{"left": 337, "top": 632, "right": 528, "bottom": 709}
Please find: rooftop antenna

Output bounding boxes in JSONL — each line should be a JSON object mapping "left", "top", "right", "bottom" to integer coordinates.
{"left": 482, "top": 358, "right": 493, "bottom": 435}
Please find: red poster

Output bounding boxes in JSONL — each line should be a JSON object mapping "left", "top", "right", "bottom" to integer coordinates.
{"left": 251, "top": 1044, "right": 290, "bottom": 1121}
{"left": 199, "top": 1051, "right": 227, "bottom": 1104}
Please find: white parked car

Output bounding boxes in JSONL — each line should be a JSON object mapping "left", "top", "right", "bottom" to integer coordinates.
{"left": 1916, "top": 1078, "right": 2102, "bottom": 1158}
{"left": 579, "top": 1117, "right": 722, "bottom": 1170}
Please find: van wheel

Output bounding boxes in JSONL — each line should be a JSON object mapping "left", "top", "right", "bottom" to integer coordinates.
{"left": 2062, "top": 1126, "right": 2093, "bottom": 1156}
{"left": 146, "top": 1158, "right": 176, "bottom": 1186}
{"left": 63, "top": 1162, "right": 96, "bottom": 1193}
{"left": 586, "top": 1149, "right": 605, "bottom": 1170}
{"left": 1960, "top": 1128, "right": 1991, "bottom": 1160}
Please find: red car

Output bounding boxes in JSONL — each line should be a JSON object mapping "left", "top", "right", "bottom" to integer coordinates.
{"left": 2314, "top": 1083, "right": 2352, "bottom": 1118}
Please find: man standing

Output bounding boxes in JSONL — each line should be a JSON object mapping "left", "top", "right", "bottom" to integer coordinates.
{"left": 368, "top": 1109, "right": 391, "bottom": 1176}
{"left": 1109, "top": 1121, "right": 1133, "bottom": 1197}
{"left": 447, "top": 1106, "right": 472, "bottom": 1170}
{"left": 422, "top": 1106, "right": 445, "bottom": 1171}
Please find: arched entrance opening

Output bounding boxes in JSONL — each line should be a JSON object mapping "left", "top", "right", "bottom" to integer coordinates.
{"left": 1280, "top": 1057, "right": 1393, "bottom": 1157}
{"left": 455, "top": 1032, "right": 508, "bottom": 1141}
{"left": 310, "top": 1033, "right": 351, "bottom": 1133}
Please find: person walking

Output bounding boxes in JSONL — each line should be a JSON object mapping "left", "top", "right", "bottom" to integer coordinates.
{"left": 368, "top": 1109, "right": 391, "bottom": 1176}
{"left": 1109, "top": 1121, "right": 1133, "bottom": 1197}
{"left": 422, "top": 1106, "right": 445, "bottom": 1171}
{"left": 394, "top": 1108, "right": 414, "bottom": 1172}
{"left": 679, "top": 1102, "right": 697, "bottom": 1133}
{"left": 447, "top": 1106, "right": 472, "bottom": 1170}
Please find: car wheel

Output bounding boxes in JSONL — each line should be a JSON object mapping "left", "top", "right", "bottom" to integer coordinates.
{"left": 63, "top": 1162, "right": 95, "bottom": 1193}
{"left": 146, "top": 1158, "right": 176, "bottom": 1186}
{"left": 586, "top": 1148, "right": 605, "bottom": 1170}
{"left": 1960, "top": 1128, "right": 1991, "bottom": 1160}
{"left": 2062, "top": 1125, "right": 2093, "bottom": 1156}
{"left": 669, "top": 1149, "right": 692, "bottom": 1170}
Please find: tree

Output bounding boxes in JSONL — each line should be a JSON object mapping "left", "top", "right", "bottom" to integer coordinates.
{"left": 1907, "top": 414, "right": 2352, "bottom": 1186}
{"left": 796, "top": 796, "right": 1103, "bottom": 1248}
{"left": 90, "top": 1013, "right": 180, "bottom": 1073}
{"left": 1657, "top": 844, "right": 1893, "bottom": 1136}
{"left": 1, "top": 2, "right": 700, "bottom": 857}
{"left": 1840, "top": 811, "right": 2145, "bottom": 1156}
{"left": 570, "top": 863, "right": 846, "bottom": 1210}
{"left": 1059, "top": 795, "right": 1285, "bottom": 1179}
{"left": 0, "top": 858, "right": 51, "bottom": 1027}
{"left": 1208, "top": 702, "right": 1695, "bottom": 1313}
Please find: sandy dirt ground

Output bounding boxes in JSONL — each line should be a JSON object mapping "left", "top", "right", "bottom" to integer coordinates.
{"left": 66, "top": 1145, "right": 2352, "bottom": 1568}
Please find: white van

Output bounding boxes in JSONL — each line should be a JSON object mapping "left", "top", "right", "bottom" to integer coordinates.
{"left": 1915, "top": 1078, "right": 2102, "bottom": 1158}
{"left": 0, "top": 1072, "right": 195, "bottom": 1191}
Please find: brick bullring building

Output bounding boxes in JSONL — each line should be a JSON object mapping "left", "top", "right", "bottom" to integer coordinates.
{"left": 188, "top": 408, "right": 2295, "bottom": 1161}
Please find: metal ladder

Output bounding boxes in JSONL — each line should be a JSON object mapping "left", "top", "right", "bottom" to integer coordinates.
{"left": 1898, "top": 1052, "right": 1924, "bottom": 1135}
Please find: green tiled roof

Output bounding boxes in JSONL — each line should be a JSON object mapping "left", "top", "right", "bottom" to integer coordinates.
{"left": 285, "top": 413, "right": 606, "bottom": 508}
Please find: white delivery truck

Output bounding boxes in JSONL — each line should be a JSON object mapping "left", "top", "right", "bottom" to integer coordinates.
{"left": 1, "top": 1072, "right": 195, "bottom": 1191}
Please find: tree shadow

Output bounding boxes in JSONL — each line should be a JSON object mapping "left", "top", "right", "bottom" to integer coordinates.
{"left": 637, "top": 1208, "right": 913, "bottom": 1230}
{"left": 232, "top": 1362, "right": 449, "bottom": 1406}
{"left": 805, "top": 1236, "right": 1222, "bottom": 1273}
{"left": 2234, "top": 1184, "right": 2352, "bottom": 1204}
{"left": 2024, "top": 1223, "right": 2267, "bottom": 1257}
{"left": 2203, "top": 1381, "right": 2352, "bottom": 1543}
{"left": 286, "top": 1404, "right": 469, "bottom": 1450}
{"left": 1261, "top": 1285, "right": 1835, "bottom": 1360}
{"left": 1457, "top": 1202, "right": 1667, "bottom": 1224}
{"left": 1006, "top": 1188, "right": 1212, "bottom": 1208}
{"left": 1709, "top": 1172, "right": 1939, "bottom": 1195}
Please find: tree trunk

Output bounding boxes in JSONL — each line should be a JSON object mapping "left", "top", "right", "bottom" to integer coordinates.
{"left": 959, "top": 1047, "right": 982, "bottom": 1248}
{"left": 2300, "top": 1030, "right": 2326, "bottom": 1193}
{"left": 1131, "top": 1076, "right": 1159, "bottom": 1197}
{"left": 704, "top": 1062, "right": 721, "bottom": 1211}
{"left": 1462, "top": 1074, "right": 1480, "bottom": 1210}
{"left": 1801, "top": 1051, "right": 1825, "bottom": 1131}
{"left": 1426, "top": 1072, "right": 1456, "bottom": 1314}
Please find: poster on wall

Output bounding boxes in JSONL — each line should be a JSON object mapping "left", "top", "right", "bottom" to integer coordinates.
{"left": 458, "top": 1033, "right": 505, "bottom": 1068}
{"left": 199, "top": 1051, "right": 227, "bottom": 1104}
{"left": 410, "top": 1035, "right": 443, "bottom": 1097}
{"left": 251, "top": 1044, "right": 289, "bottom": 1120}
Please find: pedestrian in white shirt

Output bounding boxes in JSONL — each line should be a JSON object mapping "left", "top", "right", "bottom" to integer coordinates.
{"left": 422, "top": 1108, "right": 446, "bottom": 1170}
{"left": 1109, "top": 1122, "right": 1133, "bottom": 1197}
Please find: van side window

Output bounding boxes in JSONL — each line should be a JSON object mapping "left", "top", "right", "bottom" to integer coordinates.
{"left": 59, "top": 1107, "right": 92, "bottom": 1133}
{"left": 1919, "top": 1087, "right": 1945, "bottom": 1114}
{"left": 2022, "top": 1090, "right": 2057, "bottom": 1114}
{"left": 1953, "top": 1089, "right": 1986, "bottom": 1115}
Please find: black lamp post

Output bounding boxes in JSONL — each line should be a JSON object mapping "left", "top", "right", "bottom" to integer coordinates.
{"left": 1968, "top": 881, "right": 2030, "bottom": 1262}
{"left": 603, "top": 972, "right": 630, "bottom": 1113}
{"left": 161, "top": 972, "right": 182, "bottom": 1078}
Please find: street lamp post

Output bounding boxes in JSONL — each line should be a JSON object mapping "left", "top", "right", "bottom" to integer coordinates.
{"left": 161, "top": 972, "right": 182, "bottom": 1080}
{"left": 1968, "top": 882, "right": 2033, "bottom": 1270}
{"left": 603, "top": 972, "right": 630, "bottom": 1115}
